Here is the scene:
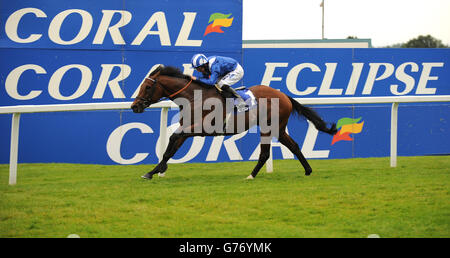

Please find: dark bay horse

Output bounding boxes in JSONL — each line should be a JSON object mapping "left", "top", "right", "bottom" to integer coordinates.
{"left": 131, "top": 65, "right": 337, "bottom": 180}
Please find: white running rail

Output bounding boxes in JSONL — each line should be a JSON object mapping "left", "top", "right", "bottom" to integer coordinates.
{"left": 1, "top": 95, "right": 449, "bottom": 185}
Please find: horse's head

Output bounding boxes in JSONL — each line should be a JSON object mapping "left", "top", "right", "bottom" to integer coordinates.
{"left": 131, "top": 65, "right": 166, "bottom": 113}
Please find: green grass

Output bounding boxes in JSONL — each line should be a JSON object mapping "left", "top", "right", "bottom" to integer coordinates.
{"left": 0, "top": 156, "right": 449, "bottom": 238}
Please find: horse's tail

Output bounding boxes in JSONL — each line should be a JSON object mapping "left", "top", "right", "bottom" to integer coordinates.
{"left": 288, "top": 96, "right": 337, "bottom": 135}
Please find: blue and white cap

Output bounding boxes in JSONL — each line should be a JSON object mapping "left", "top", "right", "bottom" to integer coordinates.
{"left": 191, "top": 54, "right": 208, "bottom": 68}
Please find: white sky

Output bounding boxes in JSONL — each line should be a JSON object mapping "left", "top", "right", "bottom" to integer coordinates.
{"left": 243, "top": 0, "right": 450, "bottom": 47}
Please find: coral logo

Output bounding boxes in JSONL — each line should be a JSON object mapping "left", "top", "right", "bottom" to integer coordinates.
{"left": 204, "top": 13, "right": 234, "bottom": 36}
{"left": 331, "top": 117, "right": 365, "bottom": 145}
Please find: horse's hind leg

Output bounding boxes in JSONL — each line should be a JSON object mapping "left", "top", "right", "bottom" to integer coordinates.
{"left": 278, "top": 131, "right": 313, "bottom": 176}
{"left": 142, "top": 133, "right": 187, "bottom": 180}
{"left": 247, "top": 143, "right": 271, "bottom": 179}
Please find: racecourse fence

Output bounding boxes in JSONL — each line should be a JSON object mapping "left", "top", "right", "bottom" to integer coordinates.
{"left": 1, "top": 95, "right": 449, "bottom": 185}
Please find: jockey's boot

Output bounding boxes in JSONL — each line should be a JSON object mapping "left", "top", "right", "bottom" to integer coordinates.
{"left": 221, "top": 85, "right": 248, "bottom": 112}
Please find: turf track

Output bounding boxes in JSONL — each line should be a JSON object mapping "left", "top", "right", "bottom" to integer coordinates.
{"left": 1, "top": 156, "right": 449, "bottom": 238}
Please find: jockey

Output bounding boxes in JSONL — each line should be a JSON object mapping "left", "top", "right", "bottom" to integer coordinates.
{"left": 191, "top": 54, "right": 248, "bottom": 112}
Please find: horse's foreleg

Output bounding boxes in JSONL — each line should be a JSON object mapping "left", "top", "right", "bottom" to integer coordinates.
{"left": 278, "top": 131, "right": 312, "bottom": 176}
{"left": 247, "top": 143, "right": 271, "bottom": 179}
{"left": 142, "top": 122, "right": 203, "bottom": 179}
{"left": 142, "top": 133, "right": 187, "bottom": 180}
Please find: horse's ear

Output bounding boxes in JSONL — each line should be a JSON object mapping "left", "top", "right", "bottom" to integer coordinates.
{"left": 154, "top": 65, "right": 165, "bottom": 74}
{"left": 150, "top": 65, "right": 164, "bottom": 76}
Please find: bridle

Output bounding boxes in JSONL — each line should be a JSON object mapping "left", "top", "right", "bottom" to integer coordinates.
{"left": 136, "top": 76, "right": 193, "bottom": 107}
{"left": 135, "top": 77, "right": 158, "bottom": 107}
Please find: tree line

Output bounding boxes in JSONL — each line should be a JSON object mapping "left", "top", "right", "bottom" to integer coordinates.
{"left": 347, "top": 35, "right": 449, "bottom": 48}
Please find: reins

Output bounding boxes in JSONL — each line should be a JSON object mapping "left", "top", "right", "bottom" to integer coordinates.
{"left": 167, "top": 78, "right": 193, "bottom": 98}
{"left": 141, "top": 76, "right": 193, "bottom": 104}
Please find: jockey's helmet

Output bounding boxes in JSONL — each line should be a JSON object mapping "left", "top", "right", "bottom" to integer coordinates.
{"left": 191, "top": 54, "right": 208, "bottom": 68}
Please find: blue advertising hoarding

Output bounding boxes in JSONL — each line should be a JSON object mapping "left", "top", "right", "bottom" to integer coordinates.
{"left": 243, "top": 48, "right": 450, "bottom": 98}
{"left": 1, "top": 0, "right": 449, "bottom": 165}
{"left": 0, "top": 0, "right": 242, "bottom": 52}
{"left": 1, "top": 103, "right": 448, "bottom": 165}
{"left": 1, "top": 0, "right": 243, "bottom": 106}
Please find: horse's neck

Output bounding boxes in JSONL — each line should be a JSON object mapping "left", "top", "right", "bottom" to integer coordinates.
{"left": 181, "top": 81, "right": 222, "bottom": 101}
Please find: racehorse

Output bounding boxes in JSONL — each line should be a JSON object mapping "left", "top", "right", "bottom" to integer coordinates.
{"left": 131, "top": 65, "right": 337, "bottom": 180}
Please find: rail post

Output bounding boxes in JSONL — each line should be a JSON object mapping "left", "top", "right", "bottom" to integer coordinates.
{"left": 157, "top": 107, "right": 170, "bottom": 177}
{"left": 158, "top": 107, "right": 169, "bottom": 162}
{"left": 9, "top": 113, "right": 21, "bottom": 185}
{"left": 266, "top": 146, "right": 273, "bottom": 173}
{"left": 390, "top": 102, "right": 399, "bottom": 167}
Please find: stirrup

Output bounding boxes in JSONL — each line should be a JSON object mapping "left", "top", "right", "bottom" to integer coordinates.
{"left": 236, "top": 102, "right": 248, "bottom": 112}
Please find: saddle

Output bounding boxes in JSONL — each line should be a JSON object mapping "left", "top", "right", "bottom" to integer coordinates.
{"left": 214, "top": 85, "right": 246, "bottom": 96}
{"left": 214, "top": 85, "right": 257, "bottom": 113}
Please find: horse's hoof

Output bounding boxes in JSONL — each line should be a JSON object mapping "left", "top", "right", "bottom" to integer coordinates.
{"left": 141, "top": 173, "right": 153, "bottom": 180}
{"left": 305, "top": 169, "right": 312, "bottom": 176}
{"left": 158, "top": 172, "right": 165, "bottom": 178}
{"left": 246, "top": 175, "right": 254, "bottom": 180}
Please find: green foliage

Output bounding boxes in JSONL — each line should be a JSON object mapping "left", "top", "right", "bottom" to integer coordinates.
{"left": 385, "top": 35, "right": 449, "bottom": 48}
{"left": 402, "top": 35, "right": 448, "bottom": 48}
{"left": 1, "top": 156, "right": 449, "bottom": 238}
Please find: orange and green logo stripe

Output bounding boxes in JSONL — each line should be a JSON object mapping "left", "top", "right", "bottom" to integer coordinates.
{"left": 331, "top": 117, "right": 365, "bottom": 145}
{"left": 204, "top": 13, "right": 234, "bottom": 36}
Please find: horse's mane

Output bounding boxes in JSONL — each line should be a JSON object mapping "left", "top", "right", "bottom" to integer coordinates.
{"left": 151, "top": 65, "right": 210, "bottom": 88}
